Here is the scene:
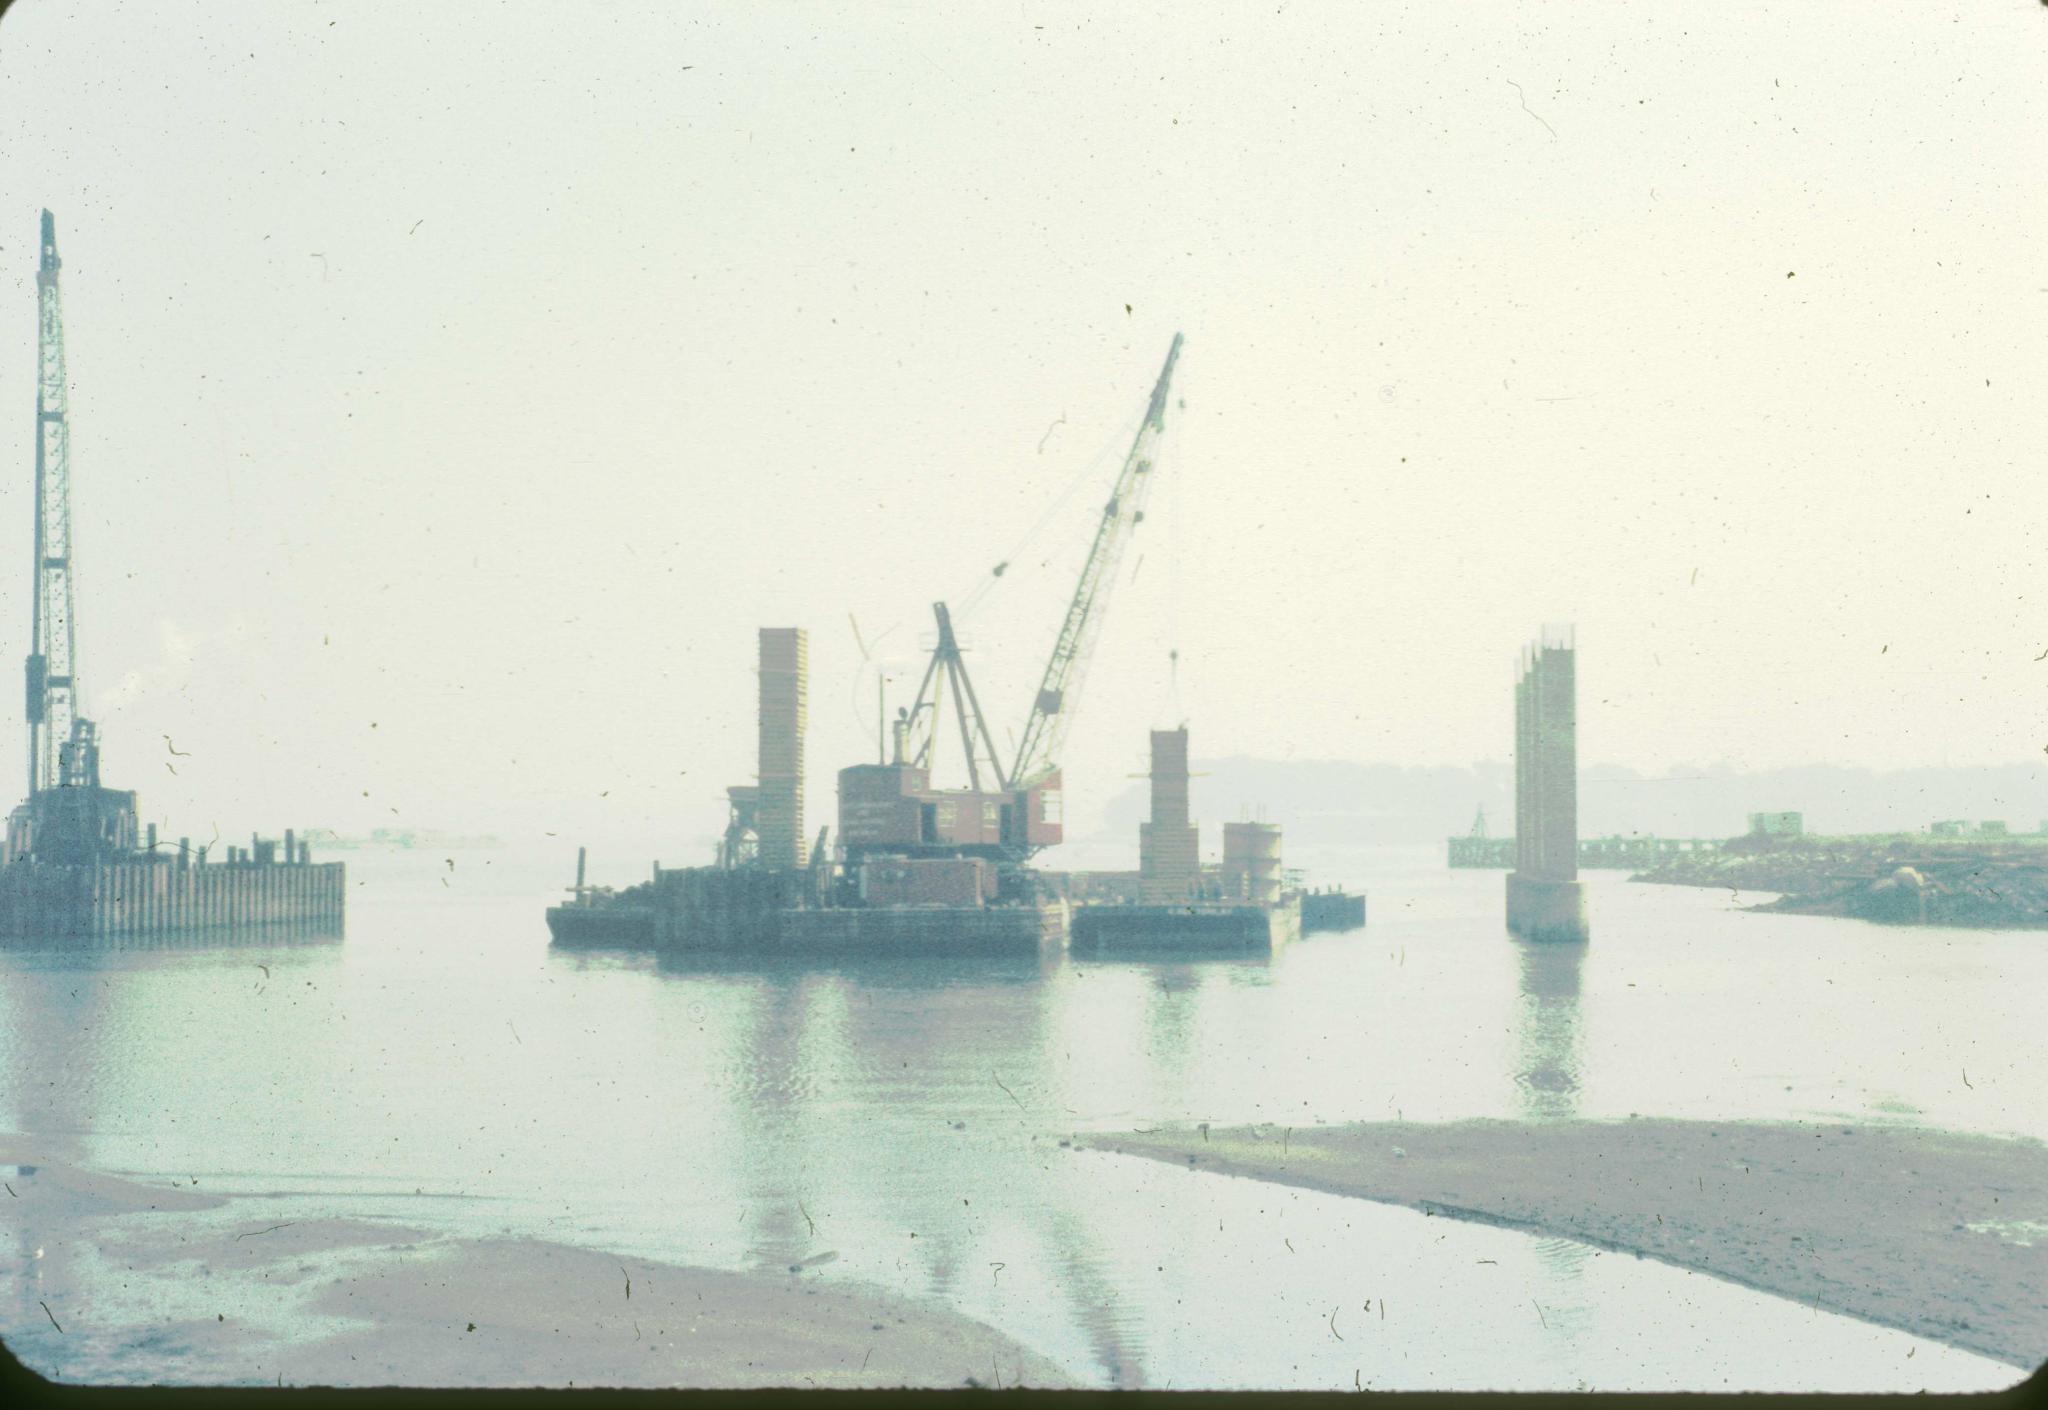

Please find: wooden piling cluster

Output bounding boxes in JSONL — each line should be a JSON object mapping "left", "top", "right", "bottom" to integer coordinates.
{"left": 0, "top": 845, "right": 345, "bottom": 940}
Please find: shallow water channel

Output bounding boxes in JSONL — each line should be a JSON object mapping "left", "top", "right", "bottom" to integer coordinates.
{"left": 1, "top": 843, "right": 2039, "bottom": 1390}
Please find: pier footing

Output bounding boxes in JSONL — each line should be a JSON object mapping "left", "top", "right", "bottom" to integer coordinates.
{"left": 1506, "top": 872, "right": 1588, "bottom": 943}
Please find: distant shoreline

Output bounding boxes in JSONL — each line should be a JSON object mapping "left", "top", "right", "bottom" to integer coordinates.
{"left": 1092, "top": 1117, "right": 2047, "bottom": 1370}
{"left": 302, "top": 833, "right": 506, "bottom": 852}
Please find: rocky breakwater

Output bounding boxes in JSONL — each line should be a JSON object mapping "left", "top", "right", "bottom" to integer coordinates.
{"left": 1632, "top": 834, "right": 2048, "bottom": 929}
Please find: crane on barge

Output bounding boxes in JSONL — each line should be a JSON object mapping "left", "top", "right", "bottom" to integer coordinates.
{"left": 1009, "top": 331, "right": 1182, "bottom": 796}
{"left": 835, "top": 334, "right": 1186, "bottom": 870}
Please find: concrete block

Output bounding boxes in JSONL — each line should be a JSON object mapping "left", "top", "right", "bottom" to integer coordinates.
{"left": 1506, "top": 871, "right": 1589, "bottom": 943}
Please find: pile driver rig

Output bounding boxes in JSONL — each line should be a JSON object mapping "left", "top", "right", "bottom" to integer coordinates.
{"left": 6, "top": 211, "right": 139, "bottom": 867}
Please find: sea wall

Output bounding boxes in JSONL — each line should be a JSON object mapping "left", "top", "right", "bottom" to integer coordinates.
{"left": 0, "top": 857, "right": 346, "bottom": 940}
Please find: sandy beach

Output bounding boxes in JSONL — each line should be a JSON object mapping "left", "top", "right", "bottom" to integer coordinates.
{"left": 1093, "top": 1117, "right": 2048, "bottom": 1370}
{"left": 0, "top": 1138, "right": 1073, "bottom": 1389}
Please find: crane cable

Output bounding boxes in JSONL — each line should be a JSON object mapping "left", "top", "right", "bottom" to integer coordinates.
{"left": 1166, "top": 383, "right": 1184, "bottom": 726}
{"left": 950, "top": 407, "right": 1143, "bottom": 626}
{"left": 1148, "top": 391, "right": 1187, "bottom": 728}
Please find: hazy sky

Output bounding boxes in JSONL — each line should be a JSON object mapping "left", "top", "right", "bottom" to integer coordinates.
{"left": 0, "top": 2, "right": 2043, "bottom": 860}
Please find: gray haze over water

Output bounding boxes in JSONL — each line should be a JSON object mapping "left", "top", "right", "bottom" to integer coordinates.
{"left": 0, "top": 2, "right": 2043, "bottom": 863}
{"left": 1, "top": 845, "right": 2037, "bottom": 1390}
{"left": 1, "top": 3, "right": 2043, "bottom": 1390}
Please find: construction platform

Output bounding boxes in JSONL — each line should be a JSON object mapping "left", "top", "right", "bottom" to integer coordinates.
{"left": 1069, "top": 894, "right": 1301, "bottom": 957}
{"left": 546, "top": 865, "right": 1067, "bottom": 959}
{"left": 774, "top": 901, "right": 1065, "bottom": 958}
{"left": 0, "top": 849, "right": 346, "bottom": 942}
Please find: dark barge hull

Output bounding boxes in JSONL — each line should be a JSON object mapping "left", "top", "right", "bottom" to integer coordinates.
{"left": 546, "top": 867, "right": 1066, "bottom": 957}
{"left": 1300, "top": 890, "right": 1367, "bottom": 933}
{"left": 546, "top": 903, "right": 657, "bottom": 947}
{"left": 1070, "top": 897, "right": 1301, "bottom": 956}
{"left": 771, "top": 902, "right": 1065, "bottom": 958}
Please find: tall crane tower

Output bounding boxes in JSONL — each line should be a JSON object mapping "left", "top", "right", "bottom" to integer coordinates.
{"left": 8, "top": 211, "right": 133, "bottom": 868}
{"left": 26, "top": 208, "right": 93, "bottom": 798}
{"left": 1009, "top": 332, "right": 1183, "bottom": 789}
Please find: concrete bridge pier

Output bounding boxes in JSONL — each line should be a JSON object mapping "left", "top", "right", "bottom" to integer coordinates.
{"left": 1506, "top": 626, "right": 1589, "bottom": 943}
{"left": 1506, "top": 871, "right": 1588, "bottom": 943}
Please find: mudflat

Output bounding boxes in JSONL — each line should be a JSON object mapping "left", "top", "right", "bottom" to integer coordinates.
{"left": 0, "top": 1138, "right": 1072, "bottom": 1389}
{"left": 1094, "top": 1117, "right": 2048, "bottom": 1370}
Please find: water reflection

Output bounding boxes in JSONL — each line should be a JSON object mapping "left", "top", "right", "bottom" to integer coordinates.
{"left": 1038, "top": 1205, "right": 1148, "bottom": 1389}
{"left": 635, "top": 948, "right": 1173, "bottom": 1383}
{"left": 652, "top": 948, "right": 1059, "bottom": 987}
{"left": 731, "top": 977, "right": 817, "bottom": 1278}
{"left": 1511, "top": 941, "right": 1584, "bottom": 1122}
{"left": 1, "top": 858, "right": 2031, "bottom": 1392}
{"left": 0, "top": 921, "right": 343, "bottom": 953}
{"left": 1508, "top": 938, "right": 1592, "bottom": 1325}
{"left": 1073, "top": 948, "right": 1273, "bottom": 974}
{"left": 0, "top": 955, "right": 115, "bottom": 1376}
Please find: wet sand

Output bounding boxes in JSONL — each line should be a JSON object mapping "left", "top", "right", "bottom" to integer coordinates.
{"left": 0, "top": 1139, "right": 1072, "bottom": 1389}
{"left": 1093, "top": 1117, "right": 2048, "bottom": 1370}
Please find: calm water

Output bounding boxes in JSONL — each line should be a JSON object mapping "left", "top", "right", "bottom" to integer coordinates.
{"left": 2, "top": 843, "right": 2041, "bottom": 1391}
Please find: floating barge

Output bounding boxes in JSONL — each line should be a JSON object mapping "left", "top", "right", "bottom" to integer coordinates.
{"left": 1300, "top": 889, "right": 1366, "bottom": 932}
{"left": 1070, "top": 894, "right": 1301, "bottom": 956}
{"left": 543, "top": 898, "right": 655, "bottom": 947}
{"left": 0, "top": 211, "right": 344, "bottom": 945}
{"left": 771, "top": 899, "right": 1064, "bottom": 957}
{"left": 546, "top": 862, "right": 1065, "bottom": 958}
{"left": 1060, "top": 729, "right": 1358, "bottom": 959}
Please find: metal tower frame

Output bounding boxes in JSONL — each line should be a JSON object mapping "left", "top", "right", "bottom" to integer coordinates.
{"left": 1009, "top": 332, "right": 1183, "bottom": 788}
{"left": 900, "top": 602, "right": 1010, "bottom": 794}
{"left": 27, "top": 209, "right": 91, "bottom": 798}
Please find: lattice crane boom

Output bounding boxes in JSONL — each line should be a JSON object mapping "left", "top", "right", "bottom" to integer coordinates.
{"left": 1009, "top": 332, "right": 1183, "bottom": 786}
{"left": 900, "top": 602, "right": 1010, "bottom": 793}
{"left": 27, "top": 208, "right": 90, "bottom": 797}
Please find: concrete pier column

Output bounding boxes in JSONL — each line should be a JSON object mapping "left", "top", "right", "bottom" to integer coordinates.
{"left": 1506, "top": 626, "right": 1589, "bottom": 943}
{"left": 1139, "top": 727, "right": 1200, "bottom": 903}
{"left": 756, "top": 628, "right": 809, "bottom": 869}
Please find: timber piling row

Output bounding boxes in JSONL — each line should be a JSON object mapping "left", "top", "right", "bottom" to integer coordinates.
{"left": 0, "top": 848, "right": 345, "bottom": 940}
